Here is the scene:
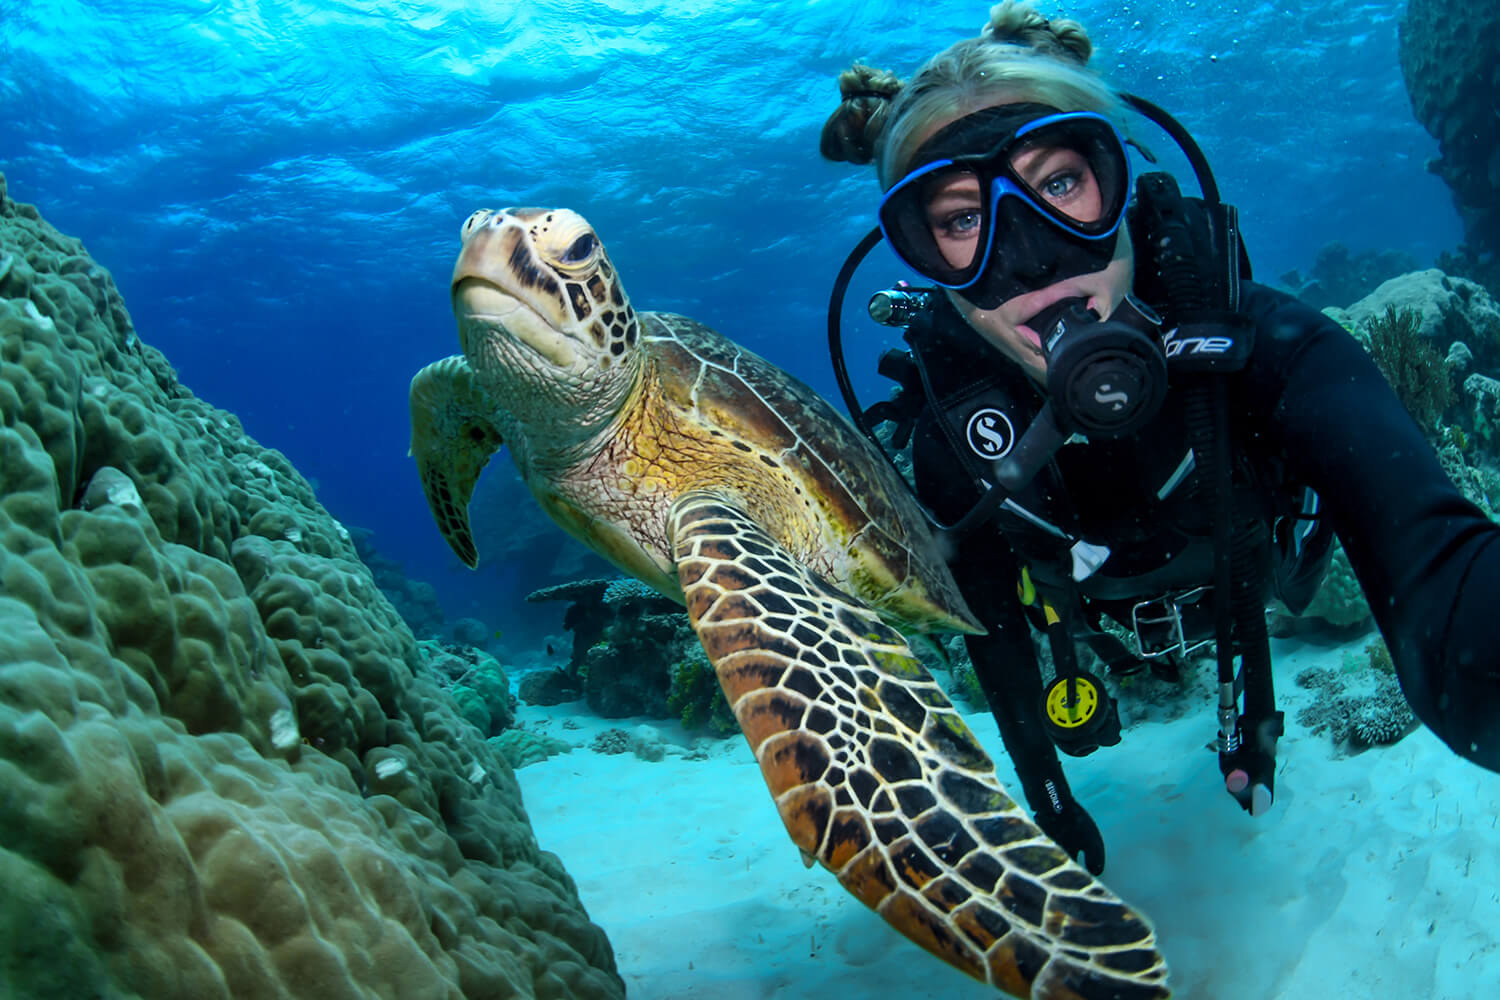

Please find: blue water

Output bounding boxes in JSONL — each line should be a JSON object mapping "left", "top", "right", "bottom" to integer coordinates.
{"left": 0, "top": 0, "right": 1460, "bottom": 643}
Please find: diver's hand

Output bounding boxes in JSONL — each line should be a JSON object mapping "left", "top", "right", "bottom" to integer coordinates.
{"left": 1220, "top": 712, "right": 1284, "bottom": 817}
{"left": 1035, "top": 794, "right": 1106, "bottom": 876}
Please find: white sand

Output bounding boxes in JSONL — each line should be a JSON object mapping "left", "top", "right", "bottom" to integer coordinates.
{"left": 515, "top": 635, "right": 1500, "bottom": 999}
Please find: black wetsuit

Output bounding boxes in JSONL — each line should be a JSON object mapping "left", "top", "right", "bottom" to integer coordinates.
{"left": 906, "top": 279, "right": 1500, "bottom": 862}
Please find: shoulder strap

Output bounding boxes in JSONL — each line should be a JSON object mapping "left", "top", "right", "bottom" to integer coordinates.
{"left": 1130, "top": 171, "right": 1255, "bottom": 373}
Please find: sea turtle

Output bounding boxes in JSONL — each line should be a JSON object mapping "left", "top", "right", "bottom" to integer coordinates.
{"left": 408, "top": 207, "right": 1171, "bottom": 1000}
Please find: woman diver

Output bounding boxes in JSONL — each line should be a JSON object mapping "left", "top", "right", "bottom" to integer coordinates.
{"left": 819, "top": 0, "right": 1500, "bottom": 876}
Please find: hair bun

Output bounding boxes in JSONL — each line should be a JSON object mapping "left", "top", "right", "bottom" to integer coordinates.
{"left": 983, "top": 0, "right": 1093, "bottom": 65}
{"left": 820, "top": 62, "right": 903, "bottom": 165}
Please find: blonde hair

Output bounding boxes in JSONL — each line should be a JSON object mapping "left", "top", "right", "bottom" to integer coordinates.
{"left": 820, "top": 1, "right": 1127, "bottom": 188}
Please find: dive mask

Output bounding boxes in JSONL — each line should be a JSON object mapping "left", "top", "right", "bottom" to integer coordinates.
{"left": 878, "top": 103, "right": 1132, "bottom": 309}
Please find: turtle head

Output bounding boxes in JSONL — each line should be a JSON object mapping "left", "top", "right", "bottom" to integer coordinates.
{"left": 451, "top": 207, "right": 640, "bottom": 442}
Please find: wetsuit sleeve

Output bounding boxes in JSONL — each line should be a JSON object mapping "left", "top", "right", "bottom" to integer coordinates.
{"left": 909, "top": 416, "right": 1077, "bottom": 812}
{"left": 1244, "top": 284, "right": 1500, "bottom": 768}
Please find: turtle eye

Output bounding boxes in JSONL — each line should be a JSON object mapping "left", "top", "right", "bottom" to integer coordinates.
{"left": 561, "top": 232, "right": 597, "bottom": 264}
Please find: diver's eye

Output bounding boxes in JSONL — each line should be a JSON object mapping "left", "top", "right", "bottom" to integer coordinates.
{"left": 562, "top": 232, "right": 597, "bottom": 264}
{"left": 938, "top": 209, "right": 982, "bottom": 238}
{"left": 1039, "top": 170, "right": 1081, "bottom": 202}
{"left": 461, "top": 210, "right": 490, "bottom": 240}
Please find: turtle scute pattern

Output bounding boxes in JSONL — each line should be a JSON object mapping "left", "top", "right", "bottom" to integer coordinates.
{"left": 668, "top": 491, "right": 1171, "bottom": 1000}
{"left": 643, "top": 312, "right": 980, "bottom": 636}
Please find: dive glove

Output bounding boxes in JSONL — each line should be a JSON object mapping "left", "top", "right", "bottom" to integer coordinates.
{"left": 1034, "top": 782, "right": 1106, "bottom": 876}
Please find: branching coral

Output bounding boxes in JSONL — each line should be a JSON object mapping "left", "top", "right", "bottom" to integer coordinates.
{"left": 1365, "top": 304, "right": 1455, "bottom": 432}
{"left": 667, "top": 645, "right": 738, "bottom": 735}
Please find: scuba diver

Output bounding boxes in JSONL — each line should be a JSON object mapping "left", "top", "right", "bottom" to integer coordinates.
{"left": 818, "top": 0, "right": 1500, "bottom": 876}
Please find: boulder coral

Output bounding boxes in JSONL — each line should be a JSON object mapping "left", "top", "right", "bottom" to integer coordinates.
{"left": 0, "top": 173, "right": 623, "bottom": 999}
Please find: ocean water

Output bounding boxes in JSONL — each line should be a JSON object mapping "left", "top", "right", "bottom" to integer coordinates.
{"left": 0, "top": 0, "right": 1461, "bottom": 644}
{"left": 3, "top": 3, "right": 1493, "bottom": 998}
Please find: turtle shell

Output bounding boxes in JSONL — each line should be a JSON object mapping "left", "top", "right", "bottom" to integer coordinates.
{"left": 636, "top": 311, "right": 980, "bottom": 635}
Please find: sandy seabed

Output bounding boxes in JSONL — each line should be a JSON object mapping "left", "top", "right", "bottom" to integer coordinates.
{"left": 516, "top": 634, "right": 1500, "bottom": 999}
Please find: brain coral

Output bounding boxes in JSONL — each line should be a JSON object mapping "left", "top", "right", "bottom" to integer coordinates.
{"left": 0, "top": 173, "right": 623, "bottom": 999}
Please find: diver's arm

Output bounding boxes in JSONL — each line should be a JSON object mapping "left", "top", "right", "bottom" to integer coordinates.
{"left": 1246, "top": 283, "right": 1500, "bottom": 769}
{"left": 947, "top": 539, "right": 1108, "bottom": 874}
{"left": 910, "top": 417, "right": 1107, "bottom": 872}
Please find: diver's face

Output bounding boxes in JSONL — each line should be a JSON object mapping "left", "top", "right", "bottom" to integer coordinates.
{"left": 923, "top": 145, "right": 1109, "bottom": 272}
{"left": 949, "top": 224, "right": 1134, "bottom": 384}
{"left": 913, "top": 113, "right": 1132, "bottom": 384}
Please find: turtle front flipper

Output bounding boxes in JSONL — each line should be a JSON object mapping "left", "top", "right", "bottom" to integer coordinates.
{"left": 668, "top": 490, "right": 1170, "bottom": 1000}
{"left": 409, "top": 355, "right": 505, "bottom": 568}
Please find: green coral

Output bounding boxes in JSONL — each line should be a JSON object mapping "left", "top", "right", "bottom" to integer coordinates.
{"left": 489, "top": 729, "right": 574, "bottom": 769}
{"left": 1365, "top": 304, "right": 1454, "bottom": 432}
{"left": 416, "top": 638, "right": 515, "bottom": 736}
{"left": 667, "top": 646, "right": 738, "bottom": 735}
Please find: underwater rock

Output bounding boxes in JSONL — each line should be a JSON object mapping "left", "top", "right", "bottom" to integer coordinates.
{"left": 450, "top": 615, "right": 491, "bottom": 647}
{"left": 0, "top": 173, "right": 622, "bottom": 999}
{"left": 518, "top": 667, "right": 585, "bottom": 706}
{"left": 78, "top": 464, "right": 143, "bottom": 510}
{"left": 1400, "top": 0, "right": 1500, "bottom": 274}
{"left": 629, "top": 724, "right": 667, "bottom": 762}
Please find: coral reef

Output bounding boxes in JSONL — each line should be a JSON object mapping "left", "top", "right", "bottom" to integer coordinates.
{"left": 0, "top": 174, "right": 622, "bottom": 998}
{"left": 590, "top": 729, "right": 632, "bottom": 755}
{"left": 1279, "top": 541, "right": 1373, "bottom": 633}
{"left": 1322, "top": 270, "right": 1500, "bottom": 365}
{"left": 450, "top": 616, "right": 492, "bottom": 647}
{"left": 1277, "top": 270, "right": 1500, "bottom": 638}
{"left": 526, "top": 577, "right": 726, "bottom": 729}
{"left": 349, "top": 525, "right": 446, "bottom": 639}
{"left": 1295, "top": 639, "right": 1418, "bottom": 752}
{"left": 491, "top": 728, "right": 575, "bottom": 769}
{"left": 1400, "top": 0, "right": 1500, "bottom": 282}
{"left": 417, "top": 639, "right": 516, "bottom": 737}
{"left": 665, "top": 645, "right": 738, "bottom": 736}
{"left": 587, "top": 725, "right": 668, "bottom": 761}
{"left": 1280, "top": 242, "right": 1419, "bottom": 311}
{"left": 1363, "top": 304, "right": 1455, "bottom": 432}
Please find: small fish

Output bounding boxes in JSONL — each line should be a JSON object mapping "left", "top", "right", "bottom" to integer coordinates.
{"left": 545, "top": 641, "right": 555, "bottom": 656}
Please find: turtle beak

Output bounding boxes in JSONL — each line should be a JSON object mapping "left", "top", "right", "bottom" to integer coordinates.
{"left": 450, "top": 213, "right": 579, "bottom": 370}
{"left": 451, "top": 212, "right": 566, "bottom": 312}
